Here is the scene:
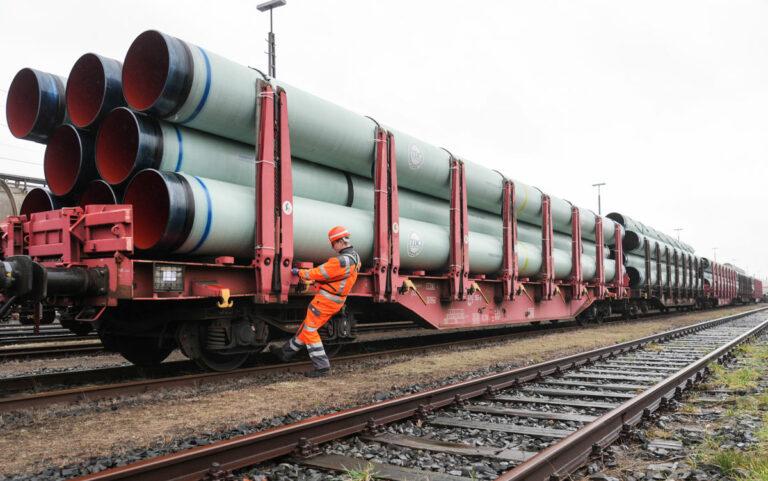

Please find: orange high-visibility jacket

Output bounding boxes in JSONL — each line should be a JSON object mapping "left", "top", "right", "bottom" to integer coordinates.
{"left": 299, "top": 247, "right": 361, "bottom": 304}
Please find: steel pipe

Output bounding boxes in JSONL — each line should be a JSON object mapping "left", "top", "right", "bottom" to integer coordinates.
{"left": 95, "top": 107, "right": 256, "bottom": 187}
{"left": 19, "top": 188, "right": 62, "bottom": 217}
{"left": 65, "top": 53, "right": 125, "bottom": 129}
{"left": 5, "top": 68, "right": 68, "bottom": 143}
{"left": 122, "top": 169, "right": 501, "bottom": 273}
{"left": 94, "top": 109, "right": 616, "bottom": 272}
{"left": 625, "top": 253, "right": 670, "bottom": 288}
{"left": 78, "top": 180, "right": 118, "bottom": 205}
{"left": 608, "top": 212, "right": 694, "bottom": 254}
{"left": 123, "top": 170, "right": 615, "bottom": 280}
{"left": 121, "top": 30, "right": 619, "bottom": 243}
{"left": 94, "top": 110, "right": 586, "bottom": 252}
{"left": 43, "top": 125, "right": 97, "bottom": 198}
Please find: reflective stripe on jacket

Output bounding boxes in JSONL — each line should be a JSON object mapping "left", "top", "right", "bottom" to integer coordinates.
{"left": 299, "top": 247, "right": 361, "bottom": 301}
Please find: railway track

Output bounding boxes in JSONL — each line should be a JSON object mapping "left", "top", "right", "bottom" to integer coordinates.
{"left": 0, "top": 306, "right": 744, "bottom": 362}
{"left": 67, "top": 306, "right": 768, "bottom": 481}
{"left": 0, "top": 334, "right": 96, "bottom": 346}
{"left": 0, "top": 322, "right": 417, "bottom": 361}
{"left": 0, "top": 307, "right": 758, "bottom": 414}
{"left": 0, "top": 341, "right": 104, "bottom": 361}
{"left": 0, "top": 318, "right": 605, "bottom": 413}
{"left": 0, "top": 323, "right": 80, "bottom": 338}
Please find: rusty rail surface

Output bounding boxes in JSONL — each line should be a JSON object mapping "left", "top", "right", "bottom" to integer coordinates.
{"left": 71, "top": 306, "right": 768, "bottom": 481}
{"left": 0, "top": 341, "right": 104, "bottom": 361}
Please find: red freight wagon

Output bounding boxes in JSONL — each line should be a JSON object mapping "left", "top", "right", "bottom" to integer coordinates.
{"left": 0, "top": 83, "right": 629, "bottom": 370}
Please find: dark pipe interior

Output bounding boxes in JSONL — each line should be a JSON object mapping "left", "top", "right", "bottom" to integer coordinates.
{"left": 606, "top": 212, "right": 625, "bottom": 226}
{"left": 20, "top": 188, "right": 55, "bottom": 217}
{"left": 626, "top": 267, "right": 642, "bottom": 289}
{"left": 79, "top": 180, "right": 117, "bottom": 206}
{"left": 123, "top": 170, "right": 170, "bottom": 249}
{"left": 6, "top": 69, "right": 40, "bottom": 139}
{"left": 122, "top": 31, "right": 169, "bottom": 111}
{"left": 44, "top": 126, "right": 81, "bottom": 196}
{"left": 623, "top": 231, "right": 642, "bottom": 252}
{"left": 95, "top": 108, "right": 139, "bottom": 185}
{"left": 66, "top": 54, "right": 105, "bottom": 128}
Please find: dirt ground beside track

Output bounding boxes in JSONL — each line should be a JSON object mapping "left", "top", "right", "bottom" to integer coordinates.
{"left": 0, "top": 305, "right": 761, "bottom": 477}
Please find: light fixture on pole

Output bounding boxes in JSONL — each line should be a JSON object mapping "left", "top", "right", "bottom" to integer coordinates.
{"left": 591, "top": 182, "right": 606, "bottom": 215}
{"left": 673, "top": 228, "right": 683, "bottom": 242}
{"left": 712, "top": 247, "right": 718, "bottom": 262}
{"left": 257, "top": 0, "right": 287, "bottom": 78}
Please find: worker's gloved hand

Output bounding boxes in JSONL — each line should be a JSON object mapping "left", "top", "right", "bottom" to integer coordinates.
{"left": 291, "top": 267, "right": 299, "bottom": 275}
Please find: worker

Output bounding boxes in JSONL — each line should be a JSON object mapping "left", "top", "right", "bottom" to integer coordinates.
{"left": 270, "top": 226, "right": 361, "bottom": 377}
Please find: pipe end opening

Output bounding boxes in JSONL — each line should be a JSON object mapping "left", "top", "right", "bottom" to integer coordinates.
{"left": 66, "top": 54, "right": 106, "bottom": 128}
{"left": 6, "top": 69, "right": 41, "bottom": 139}
{"left": 44, "top": 125, "right": 81, "bottom": 196}
{"left": 123, "top": 169, "right": 170, "bottom": 250}
{"left": 20, "top": 188, "right": 55, "bottom": 217}
{"left": 96, "top": 108, "right": 139, "bottom": 185}
{"left": 122, "top": 31, "right": 170, "bottom": 112}
{"left": 79, "top": 180, "right": 117, "bottom": 206}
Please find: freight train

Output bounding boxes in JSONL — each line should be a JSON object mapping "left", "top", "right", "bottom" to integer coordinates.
{"left": 0, "top": 31, "right": 762, "bottom": 370}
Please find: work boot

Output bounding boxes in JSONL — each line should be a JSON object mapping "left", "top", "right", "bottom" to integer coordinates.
{"left": 305, "top": 367, "right": 331, "bottom": 378}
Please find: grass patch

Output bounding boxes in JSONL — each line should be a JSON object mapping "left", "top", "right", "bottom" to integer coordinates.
{"left": 678, "top": 403, "right": 700, "bottom": 414}
{"left": 706, "top": 346, "right": 768, "bottom": 391}
{"left": 647, "top": 427, "right": 674, "bottom": 439}
{"left": 343, "top": 463, "right": 377, "bottom": 481}
{"left": 696, "top": 446, "right": 768, "bottom": 481}
{"left": 644, "top": 342, "right": 664, "bottom": 352}
{"left": 689, "top": 344, "right": 768, "bottom": 481}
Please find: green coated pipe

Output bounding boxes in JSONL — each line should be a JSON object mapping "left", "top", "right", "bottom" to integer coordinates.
{"left": 120, "top": 30, "right": 620, "bottom": 245}
{"left": 123, "top": 170, "right": 615, "bottom": 281}
{"left": 95, "top": 109, "right": 597, "bottom": 256}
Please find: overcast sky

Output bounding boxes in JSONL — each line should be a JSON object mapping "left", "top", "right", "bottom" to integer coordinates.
{"left": 1, "top": 0, "right": 766, "bottom": 280}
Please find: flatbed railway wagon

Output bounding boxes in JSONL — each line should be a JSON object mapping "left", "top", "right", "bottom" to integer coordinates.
{"left": 0, "top": 80, "right": 631, "bottom": 371}
{"left": 734, "top": 269, "right": 763, "bottom": 304}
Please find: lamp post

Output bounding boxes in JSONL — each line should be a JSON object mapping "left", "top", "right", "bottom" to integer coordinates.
{"left": 257, "top": 0, "right": 287, "bottom": 78}
{"left": 591, "top": 182, "right": 606, "bottom": 216}
{"left": 673, "top": 228, "right": 683, "bottom": 242}
{"left": 712, "top": 247, "right": 718, "bottom": 262}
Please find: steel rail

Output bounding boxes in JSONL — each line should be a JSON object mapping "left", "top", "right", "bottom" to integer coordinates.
{"left": 0, "top": 317, "right": 607, "bottom": 412}
{"left": 0, "top": 341, "right": 104, "bottom": 360}
{"left": 495, "top": 312, "right": 768, "bottom": 480}
{"left": 71, "top": 306, "right": 768, "bottom": 481}
{"left": 0, "top": 334, "right": 96, "bottom": 346}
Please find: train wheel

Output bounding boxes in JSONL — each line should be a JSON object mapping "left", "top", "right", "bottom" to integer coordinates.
{"left": 324, "top": 343, "right": 343, "bottom": 358}
{"left": 100, "top": 333, "right": 174, "bottom": 367}
{"left": 176, "top": 322, "right": 250, "bottom": 372}
{"left": 193, "top": 350, "right": 250, "bottom": 372}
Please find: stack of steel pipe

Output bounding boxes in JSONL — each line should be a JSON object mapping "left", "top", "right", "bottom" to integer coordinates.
{"left": 6, "top": 30, "right": 627, "bottom": 281}
{"left": 6, "top": 53, "right": 124, "bottom": 213}
{"left": 608, "top": 212, "right": 699, "bottom": 288}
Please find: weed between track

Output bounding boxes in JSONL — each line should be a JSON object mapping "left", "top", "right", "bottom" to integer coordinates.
{"left": 690, "top": 344, "right": 768, "bottom": 481}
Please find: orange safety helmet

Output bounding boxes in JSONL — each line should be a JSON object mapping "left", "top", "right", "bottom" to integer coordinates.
{"left": 328, "top": 225, "right": 350, "bottom": 244}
